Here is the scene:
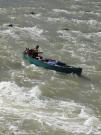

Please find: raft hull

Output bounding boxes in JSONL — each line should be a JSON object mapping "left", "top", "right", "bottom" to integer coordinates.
{"left": 23, "top": 54, "right": 82, "bottom": 76}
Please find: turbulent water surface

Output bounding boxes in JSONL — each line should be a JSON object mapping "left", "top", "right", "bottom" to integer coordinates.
{"left": 0, "top": 0, "right": 101, "bottom": 135}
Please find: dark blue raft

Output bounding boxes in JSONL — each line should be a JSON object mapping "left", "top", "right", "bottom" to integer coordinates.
{"left": 23, "top": 52, "right": 82, "bottom": 76}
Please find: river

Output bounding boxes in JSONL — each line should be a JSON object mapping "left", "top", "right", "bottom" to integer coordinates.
{"left": 0, "top": 0, "right": 101, "bottom": 134}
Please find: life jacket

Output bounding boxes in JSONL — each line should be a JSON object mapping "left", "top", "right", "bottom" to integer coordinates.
{"left": 27, "top": 49, "right": 33, "bottom": 56}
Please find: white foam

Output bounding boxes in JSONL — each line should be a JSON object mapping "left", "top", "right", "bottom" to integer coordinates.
{"left": 0, "top": 28, "right": 20, "bottom": 40}
{"left": 0, "top": 81, "right": 41, "bottom": 105}
{"left": 95, "top": 32, "right": 101, "bottom": 37}
{"left": 9, "top": 16, "right": 16, "bottom": 20}
{"left": 0, "top": 82, "right": 101, "bottom": 135}
{"left": 0, "top": 8, "right": 7, "bottom": 14}
{"left": 0, "top": 25, "right": 46, "bottom": 41}
{"left": 16, "top": 25, "right": 47, "bottom": 41}
{"left": 21, "top": 61, "right": 26, "bottom": 67}
{"left": 84, "top": 116, "right": 98, "bottom": 127}
{"left": 19, "top": 26, "right": 43, "bottom": 34}
{"left": 28, "top": 86, "right": 41, "bottom": 99}
{"left": 57, "top": 30, "right": 74, "bottom": 40}
{"left": 27, "top": 100, "right": 101, "bottom": 135}
{"left": 87, "top": 20, "right": 99, "bottom": 25}
{"left": 24, "top": 13, "right": 41, "bottom": 19}
{"left": 79, "top": 107, "right": 89, "bottom": 119}
{"left": 90, "top": 84, "right": 95, "bottom": 90}
{"left": 53, "top": 9, "right": 69, "bottom": 14}
{"left": 47, "top": 17, "right": 60, "bottom": 22}
{"left": 9, "top": 125, "right": 18, "bottom": 132}
{"left": 47, "top": 17, "right": 67, "bottom": 23}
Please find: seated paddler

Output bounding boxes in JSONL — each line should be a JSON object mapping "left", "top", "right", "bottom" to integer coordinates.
{"left": 24, "top": 45, "right": 43, "bottom": 59}
{"left": 32, "top": 45, "right": 43, "bottom": 59}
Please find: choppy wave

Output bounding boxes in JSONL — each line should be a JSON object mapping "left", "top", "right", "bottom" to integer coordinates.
{"left": 0, "top": 81, "right": 101, "bottom": 134}
{"left": 0, "top": 25, "right": 47, "bottom": 41}
{"left": 0, "top": 8, "right": 7, "bottom": 14}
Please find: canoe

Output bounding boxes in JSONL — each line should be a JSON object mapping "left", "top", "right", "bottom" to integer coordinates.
{"left": 23, "top": 53, "right": 82, "bottom": 76}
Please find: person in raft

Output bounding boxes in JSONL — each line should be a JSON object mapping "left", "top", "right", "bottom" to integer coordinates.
{"left": 32, "top": 45, "right": 43, "bottom": 59}
{"left": 24, "top": 45, "right": 43, "bottom": 59}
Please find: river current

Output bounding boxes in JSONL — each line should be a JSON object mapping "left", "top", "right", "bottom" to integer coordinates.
{"left": 0, "top": 0, "right": 101, "bottom": 135}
